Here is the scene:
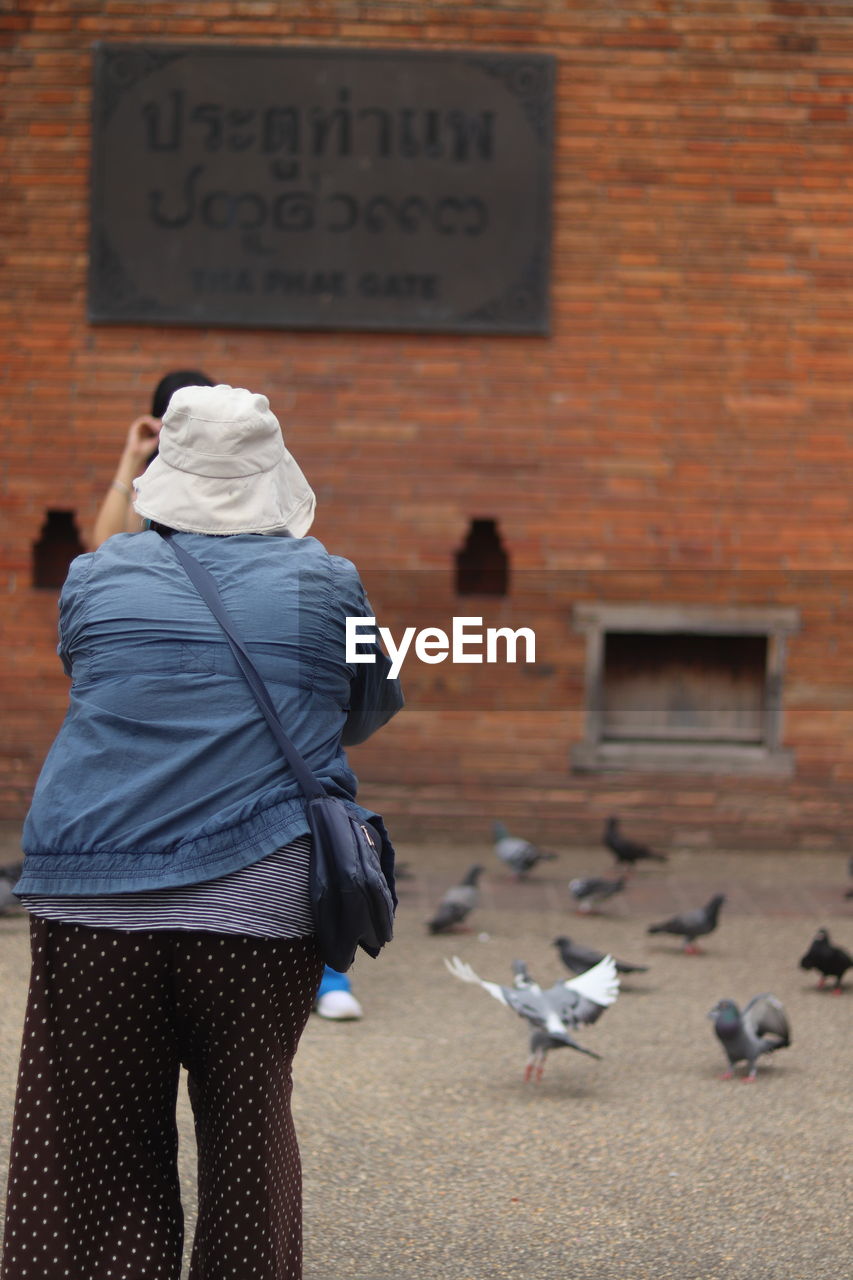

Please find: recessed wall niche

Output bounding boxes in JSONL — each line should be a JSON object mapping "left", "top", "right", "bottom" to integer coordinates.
{"left": 32, "top": 510, "right": 85, "bottom": 590}
{"left": 455, "top": 519, "right": 509, "bottom": 596}
{"left": 572, "top": 604, "right": 800, "bottom": 775}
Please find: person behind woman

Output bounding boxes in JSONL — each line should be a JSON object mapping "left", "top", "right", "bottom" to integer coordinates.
{"left": 2, "top": 384, "right": 403, "bottom": 1280}
{"left": 93, "top": 368, "right": 215, "bottom": 546}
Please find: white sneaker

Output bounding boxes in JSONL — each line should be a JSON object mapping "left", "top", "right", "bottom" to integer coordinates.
{"left": 314, "top": 989, "right": 363, "bottom": 1020}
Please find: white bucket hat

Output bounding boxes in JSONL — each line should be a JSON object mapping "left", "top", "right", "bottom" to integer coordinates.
{"left": 133, "top": 384, "right": 316, "bottom": 536}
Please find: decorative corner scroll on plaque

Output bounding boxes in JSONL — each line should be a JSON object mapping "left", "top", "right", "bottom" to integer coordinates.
{"left": 88, "top": 43, "right": 554, "bottom": 335}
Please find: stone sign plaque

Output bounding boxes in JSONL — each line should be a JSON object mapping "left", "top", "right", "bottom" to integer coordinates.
{"left": 88, "top": 43, "right": 554, "bottom": 334}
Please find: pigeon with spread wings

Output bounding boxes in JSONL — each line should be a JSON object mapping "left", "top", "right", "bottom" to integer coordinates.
{"left": 445, "top": 953, "right": 619, "bottom": 1081}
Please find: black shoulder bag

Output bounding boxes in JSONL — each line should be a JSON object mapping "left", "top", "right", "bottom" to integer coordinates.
{"left": 162, "top": 533, "right": 395, "bottom": 973}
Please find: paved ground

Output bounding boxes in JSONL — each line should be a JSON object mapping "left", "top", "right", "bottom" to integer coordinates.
{"left": 0, "top": 825, "right": 851, "bottom": 1279}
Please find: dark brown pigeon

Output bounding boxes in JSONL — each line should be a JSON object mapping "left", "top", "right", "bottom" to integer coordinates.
{"left": 604, "top": 816, "right": 668, "bottom": 867}
{"left": 799, "top": 928, "right": 852, "bottom": 994}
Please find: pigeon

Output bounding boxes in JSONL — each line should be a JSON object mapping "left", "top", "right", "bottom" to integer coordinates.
{"left": 426, "top": 864, "right": 484, "bottom": 934}
{"left": 604, "top": 816, "right": 667, "bottom": 867}
{"left": 492, "top": 820, "right": 557, "bottom": 879}
{"left": 799, "top": 928, "right": 852, "bottom": 994}
{"left": 0, "top": 862, "right": 23, "bottom": 915}
{"left": 510, "top": 958, "right": 538, "bottom": 991}
{"left": 647, "top": 893, "right": 726, "bottom": 953}
{"left": 0, "top": 877, "right": 18, "bottom": 915}
{"left": 709, "top": 994, "right": 791, "bottom": 1082}
{"left": 553, "top": 935, "right": 648, "bottom": 976}
{"left": 445, "top": 953, "right": 619, "bottom": 1081}
{"left": 568, "top": 874, "right": 627, "bottom": 914}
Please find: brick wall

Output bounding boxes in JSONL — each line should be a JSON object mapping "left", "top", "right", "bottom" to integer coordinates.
{"left": 2, "top": 1, "right": 852, "bottom": 849}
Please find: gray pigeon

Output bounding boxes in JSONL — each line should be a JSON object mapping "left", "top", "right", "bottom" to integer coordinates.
{"left": 647, "top": 893, "right": 726, "bottom": 953}
{"left": 492, "top": 820, "right": 557, "bottom": 879}
{"left": 0, "top": 877, "right": 18, "bottom": 915}
{"left": 511, "top": 958, "right": 535, "bottom": 985}
{"left": 553, "top": 935, "right": 648, "bottom": 976}
{"left": 709, "top": 994, "right": 791, "bottom": 1081}
{"left": 427, "top": 864, "right": 484, "bottom": 934}
{"left": 0, "top": 862, "right": 23, "bottom": 915}
{"left": 604, "top": 816, "right": 667, "bottom": 866}
{"left": 568, "top": 875, "right": 627, "bottom": 915}
{"left": 445, "top": 952, "right": 619, "bottom": 1081}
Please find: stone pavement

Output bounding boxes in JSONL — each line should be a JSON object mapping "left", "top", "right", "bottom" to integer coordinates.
{"left": 0, "top": 824, "right": 851, "bottom": 1279}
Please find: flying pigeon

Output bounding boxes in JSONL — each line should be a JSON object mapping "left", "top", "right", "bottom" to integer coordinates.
{"left": 799, "top": 928, "right": 852, "bottom": 994}
{"left": 553, "top": 935, "right": 648, "bottom": 976}
{"left": 492, "top": 820, "right": 557, "bottom": 879}
{"left": 568, "top": 874, "right": 627, "bottom": 915}
{"left": 604, "top": 816, "right": 667, "bottom": 867}
{"left": 709, "top": 994, "right": 791, "bottom": 1081}
{"left": 445, "top": 952, "right": 619, "bottom": 1081}
{"left": 647, "top": 893, "right": 726, "bottom": 953}
{"left": 426, "top": 864, "right": 484, "bottom": 934}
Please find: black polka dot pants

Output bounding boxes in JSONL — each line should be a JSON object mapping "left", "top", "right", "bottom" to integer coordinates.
{"left": 0, "top": 918, "right": 324, "bottom": 1280}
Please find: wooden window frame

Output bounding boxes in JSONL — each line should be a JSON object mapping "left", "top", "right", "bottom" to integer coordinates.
{"left": 571, "top": 604, "right": 800, "bottom": 776}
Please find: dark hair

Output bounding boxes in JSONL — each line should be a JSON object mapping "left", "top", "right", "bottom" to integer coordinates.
{"left": 150, "top": 370, "right": 215, "bottom": 419}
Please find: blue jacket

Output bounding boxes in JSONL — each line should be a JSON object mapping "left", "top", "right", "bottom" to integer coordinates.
{"left": 18, "top": 531, "right": 403, "bottom": 894}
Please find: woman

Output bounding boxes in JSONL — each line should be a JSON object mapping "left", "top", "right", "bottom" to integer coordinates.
{"left": 2, "top": 384, "right": 403, "bottom": 1280}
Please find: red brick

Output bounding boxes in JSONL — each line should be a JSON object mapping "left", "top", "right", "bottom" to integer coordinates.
{"left": 1, "top": 0, "right": 851, "bottom": 848}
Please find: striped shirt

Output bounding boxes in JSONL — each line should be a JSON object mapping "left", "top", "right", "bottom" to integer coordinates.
{"left": 20, "top": 836, "right": 313, "bottom": 939}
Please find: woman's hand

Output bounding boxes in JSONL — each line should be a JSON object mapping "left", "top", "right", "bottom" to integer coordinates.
{"left": 123, "top": 415, "right": 162, "bottom": 470}
{"left": 92, "top": 415, "right": 162, "bottom": 548}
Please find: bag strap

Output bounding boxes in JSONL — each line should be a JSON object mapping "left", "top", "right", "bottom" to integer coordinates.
{"left": 160, "top": 531, "right": 327, "bottom": 801}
